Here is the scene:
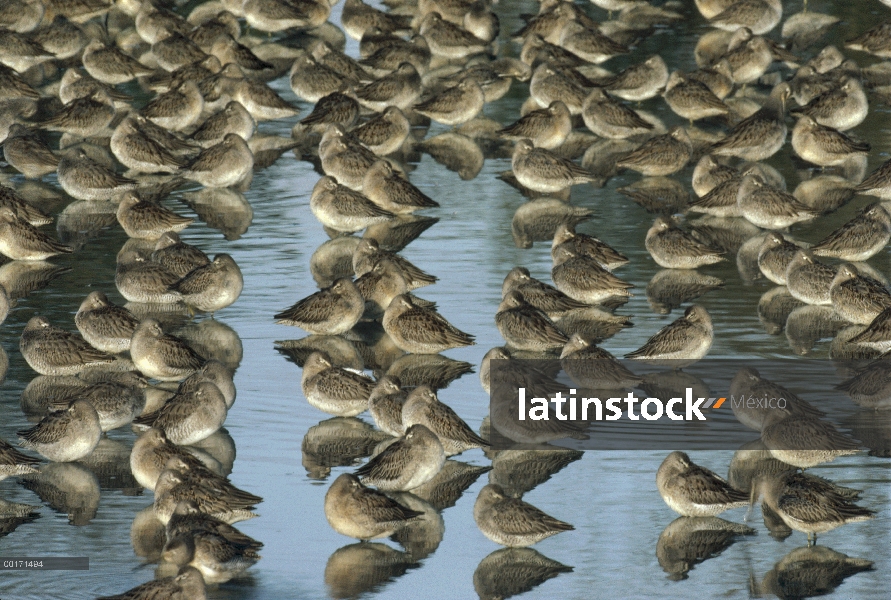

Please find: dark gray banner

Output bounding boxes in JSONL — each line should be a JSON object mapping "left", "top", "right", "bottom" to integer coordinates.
{"left": 0, "top": 558, "right": 89, "bottom": 570}
{"left": 489, "top": 358, "right": 891, "bottom": 453}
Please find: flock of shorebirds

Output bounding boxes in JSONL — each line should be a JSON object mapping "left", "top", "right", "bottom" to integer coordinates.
{"left": 1, "top": 0, "right": 891, "bottom": 596}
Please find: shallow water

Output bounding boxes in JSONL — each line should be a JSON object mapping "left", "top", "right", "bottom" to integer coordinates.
{"left": 2, "top": 0, "right": 891, "bottom": 598}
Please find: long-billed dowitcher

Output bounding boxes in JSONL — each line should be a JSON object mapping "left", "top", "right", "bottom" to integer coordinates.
{"left": 687, "top": 173, "right": 744, "bottom": 217}
{"left": 757, "top": 232, "right": 803, "bottom": 285}
{"left": 46, "top": 377, "right": 145, "bottom": 433}
{"left": 353, "top": 238, "right": 436, "bottom": 290}
{"left": 616, "top": 127, "right": 693, "bottom": 177}
{"left": 560, "top": 333, "right": 641, "bottom": 389}
{"left": 752, "top": 471, "right": 874, "bottom": 544}
{"left": 830, "top": 264, "right": 891, "bottom": 325}
{"left": 383, "top": 294, "right": 475, "bottom": 354}
{"left": 275, "top": 278, "right": 364, "bottom": 335}
{"left": 709, "top": 82, "right": 790, "bottom": 161}
{"left": 791, "top": 115, "right": 870, "bottom": 167}
{"left": 325, "top": 473, "right": 421, "bottom": 541}
{"left": 604, "top": 54, "right": 669, "bottom": 101}
{"left": 402, "top": 386, "right": 488, "bottom": 456}
{"left": 645, "top": 216, "right": 725, "bottom": 269}
{"left": 152, "top": 232, "right": 210, "bottom": 277}
{"left": 473, "top": 483, "right": 574, "bottom": 547}
{"left": 350, "top": 106, "right": 410, "bottom": 156}
{"left": 498, "top": 101, "right": 572, "bottom": 150}
{"left": 848, "top": 306, "right": 891, "bottom": 351}
{"left": 737, "top": 173, "right": 817, "bottom": 230}
{"left": 151, "top": 31, "right": 207, "bottom": 72}
{"left": 134, "top": 380, "right": 227, "bottom": 446}
{"left": 626, "top": 305, "right": 714, "bottom": 364}
{"left": 18, "top": 399, "right": 101, "bottom": 462}
{"left": 581, "top": 87, "right": 654, "bottom": 139}
{"left": 0, "top": 207, "right": 71, "bottom": 261}
{"left": 141, "top": 80, "right": 203, "bottom": 132}
{"left": 129, "top": 428, "right": 217, "bottom": 490}
{"left": 362, "top": 160, "right": 439, "bottom": 214}
{"left": 664, "top": 72, "right": 731, "bottom": 122}
{"left": 785, "top": 250, "right": 837, "bottom": 305}
{"left": 551, "top": 246, "right": 634, "bottom": 304}
{"left": 20, "top": 316, "right": 115, "bottom": 375}
{"left": 115, "top": 252, "right": 183, "bottom": 304}
{"left": 420, "top": 12, "right": 489, "bottom": 59}
{"left": 790, "top": 77, "right": 868, "bottom": 131}
{"left": 708, "top": 0, "right": 782, "bottom": 36}
{"left": 355, "top": 257, "right": 412, "bottom": 318}
{"left": 355, "top": 62, "right": 422, "bottom": 112}
{"left": 171, "top": 254, "right": 242, "bottom": 314}
{"left": 415, "top": 77, "right": 485, "bottom": 126}
{"left": 153, "top": 459, "right": 260, "bottom": 524}
{"left": 558, "top": 20, "right": 627, "bottom": 64}
{"left": 2, "top": 124, "right": 59, "bottom": 179}
{"left": 161, "top": 528, "right": 260, "bottom": 584}
{"left": 75, "top": 291, "right": 140, "bottom": 354}
{"left": 761, "top": 409, "right": 860, "bottom": 469}
{"left": 0, "top": 438, "right": 39, "bottom": 481}
{"left": 501, "top": 266, "right": 587, "bottom": 319}
{"left": 131, "top": 318, "right": 205, "bottom": 381}
{"left": 41, "top": 90, "right": 115, "bottom": 138}
{"left": 116, "top": 192, "right": 194, "bottom": 240}
{"left": 232, "top": 78, "right": 300, "bottom": 122}
{"left": 109, "top": 114, "right": 189, "bottom": 174}
{"left": 97, "top": 566, "right": 207, "bottom": 600}
{"left": 57, "top": 149, "right": 137, "bottom": 201}
{"left": 311, "top": 176, "right": 395, "bottom": 232}
{"left": 183, "top": 133, "right": 253, "bottom": 189}
{"left": 320, "top": 137, "right": 382, "bottom": 192}
{"left": 368, "top": 375, "right": 406, "bottom": 437}
{"left": 511, "top": 139, "right": 594, "bottom": 193}
{"left": 300, "top": 88, "right": 360, "bottom": 133}
{"left": 301, "top": 351, "right": 374, "bottom": 417}
{"left": 82, "top": 39, "right": 153, "bottom": 84}
{"left": 810, "top": 203, "right": 891, "bottom": 262}
{"left": 496, "top": 291, "right": 569, "bottom": 352}
{"left": 656, "top": 451, "right": 748, "bottom": 517}
{"left": 355, "top": 423, "right": 445, "bottom": 491}
{"left": 551, "top": 223, "right": 628, "bottom": 271}
{"left": 166, "top": 500, "right": 262, "bottom": 555}
{"left": 192, "top": 101, "right": 256, "bottom": 149}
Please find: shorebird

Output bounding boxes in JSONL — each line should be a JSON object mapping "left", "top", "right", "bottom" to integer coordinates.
{"left": 20, "top": 316, "right": 115, "bottom": 375}
{"left": 362, "top": 160, "right": 438, "bottom": 214}
{"left": 301, "top": 351, "right": 374, "bottom": 417}
{"left": 109, "top": 114, "right": 189, "bottom": 174}
{"left": 757, "top": 232, "right": 803, "bottom": 285}
{"left": 383, "top": 294, "right": 475, "bottom": 354}
{"left": 560, "top": 333, "right": 641, "bottom": 389}
{"left": 355, "top": 423, "right": 445, "bottom": 491}
{"left": 353, "top": 238, "right": 436, "bottom": 290}
{"left": 499, "top": 101, "right": 572, "bottom": 150}
{"left": 791, "top": 116, "right": 870, "bottom": 167}
{"left": 351, "top": 107, "right": 410, "bottom": 156}
{"left": 581, "top": 87, "right": 654, "bottom": 139}
{"left": 785, "top": 250, "right": 836, "bottom": 305}
{"left": 512, "top": 139, "right": 594, "bottom": 193}
{"left": 129, "top": 428, "right": 219, "bottom": 491}
{"left": 57, "top": 149, "right": 137, "bottom": 201}
{"left": 473, "top": 484, "right": 574, "bottom": 547}
{"left": 171, "top": 254, "right": 243, "bottom": 314}
{"left": 790, "top": 77, "right": 868, "bottom": 131}
{"left": 529, "top": 63, "right": 587, "bottom": 116}
{"left": 656, "top": 451, "right": 748, "bottom": 517}
{"left": 663, "top": 72, "right": 731, "bottom": 122}
{"left": 192, "top": 101, "right": 255, "bottom": 148}
{"left": 133, "top": 380, "right": 227, "bottom": 446}
{"left": 616, "top": 127, "right": 693, "bottom": 177}
{"left": 604, "top": 55, "right": 668, "bottom": 102}
{"left": 708, "top": 0, "right": 782, "bottom": 36}
{"left": 414, "top": 78, "right": 485, "bottom": 126}
{"left": 551, "top": 223, "right": 629, "bottom": 271}
{"left": 645, "top": 217, "right": 725, "bottom": 269}
{"left": 116, "top": 253, "right": 183, "bottom": 304}
{"left": 81, "top": 40, "right": 153, "bottom": 84}
{"left": 626, "top": 304, "right": 714, "bottom": 365}
{"left": 502, "top": 266, "right": 587, "bottom": 319}
{"left": 402, "top": 386, "right": 489, "bottom": 455}
{"left": 116, "top": 192, "right": 194, "bottom": 240}
{"left": 18, "top": 399, "right": 101, "bottom": 462}
{"left": 737, "top": 173, "right": 817, "bottom": 230}
{"left": 0, "top": 438, "right": 40, "bottom": 481}
{"left": 368, "top": 375, "right": 407, "bottom": 437}
{"left": 810, "top": 203, "right": 891, "bottom": 262}
{"left": 75, "top": 291, "right": 140, "bottom": 354}
{"left": 97, "top": 567, "right": 207, "bottom": 600}
{"left": 324, "top": 473, "right": 422, "bottom": 541}
{"left": 761, "top": 410, "right": 860, "bottom": 469}
{"left": 153, "top": 461, "right": 260, "bottom": 525}
{"left": 752, "top": 471, "right": 874, "bottom": 544}
{"left": 275, "top": 278, "right": 364, "bottom": 335}
{"left": 311, "top": 176, "right": 394, "bottom": 232}
{"left": 130, "top": 319, "right": 205, "bottom": 381}
{"left": 152, "top": 232, "right": 210, "bottom": 277}
{"left": 496, "top": 291, "right": 569, "bottom": 352}
{"left": 183, "top": 133, "right": 253, "bottom": 189}
{"left": 161, "top": 528, "right": 260, "bottom": 584}
{"left": 354, "top": 62, "right": 422, "bottom": 112}
{"left": 829, "top": 264, "right": 891, "bottom": 325}
{"left": 848, "top": 306, "right": 891, "bottom": 352}
{"left": 727, "top": 367, "right": 824, "bottom": 432}
{"left": 420, "top": 12, "right": 489, "bottom": 60}
{"left": 551, "top": 246, "right": 633, "bottom": 304}
{"left": 709, "top": 82, "right": 790, "bottom": 161}
{"left": 0, "top": 207, "right": 71, "bottom": 261}
{"left": 2, "top": 124, "right": 59, "bottom": 179}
